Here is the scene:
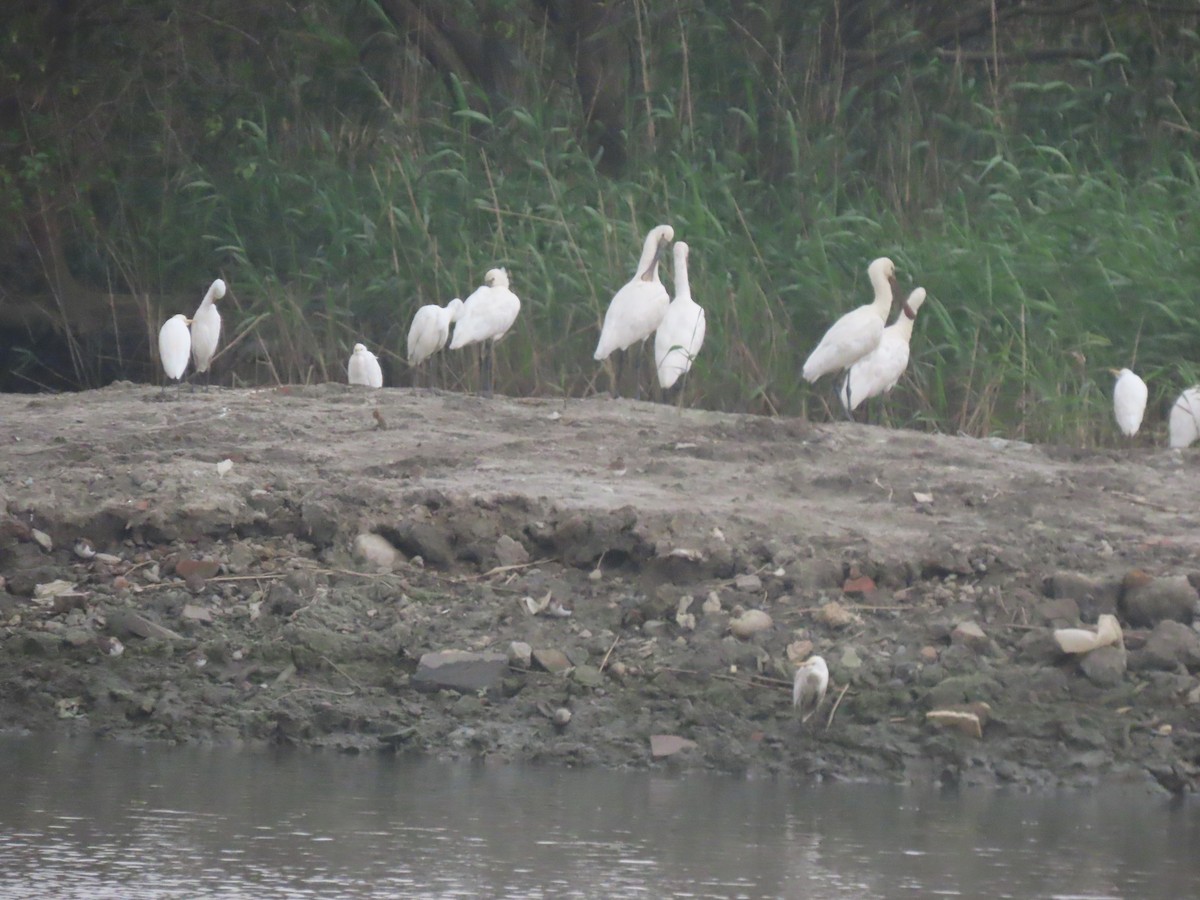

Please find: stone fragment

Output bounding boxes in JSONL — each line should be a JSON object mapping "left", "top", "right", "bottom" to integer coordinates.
{"left": 31, "top": 528, "right": 52, "bottom": 552}
{"left": 494, "top": 535, "right": 530, "bottom": 568}
{"left": 181, "top": 604, "right": 214, "bottom": 624}
{"left": 1120, "top": 572, "right": 1197, "bottom": 627}
{"left": 1132, "top": 620, "right": 1200, "bottom": 671}
{"left": 919, "top": 645, "right": 940, "bottom": 664}
{"left": 354, "top": 533, "right": 398, "bottom": 570}
{"left": 106, "top": 609, "right": 184, "bottom": 642}
{"left": 734, "top": 573, "right": 763, "bottom": 593}
{"left": 1079, "top": 645, "right": 1127, "bottom": 686}
{"left": 729, "top": 609, "right": 772, "bottom": 638}
{"left": 816, "top": 601, "right": 857, "bottom": 628}
{"left": 650, "top": 734, "right": 697, "bottom": 758}
{"left": 572, "top": 664, "right": 604, "bottom": 687}
{"left": 843, "top": 575, "right": 876, "bottom": 596}
{"left": 507, "top": 641, "right": 532, "bottom": 668}
{"left": 531, "top": 647, "right": 572, "bottom": 674}
{"left": 926, "top": 702, "right": 991, "bottom": 739}
{"left": 411, "top": 650, "right": 508, "bottom": 693}
{"left": 1043, "top": 572, "right": 1121, "bottom": 618}
{"left": 176, "top": 558, "right": 221, "bottom": 581}
{"left": 393, "top": 522, "right": 455, "bottom": 568}
{"left": 951, "top": 621, "right": 989, "bottom": 651}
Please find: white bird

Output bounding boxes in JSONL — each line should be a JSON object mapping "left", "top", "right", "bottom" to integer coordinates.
{"left": 1168, "top": 386, "right": 1200, "bottom": 449}
{"left": 595, "top": 224, "right": 674, "bottom": 398}
{"left": 158, "top": 314, "right": 192, "bottom": 390}
{"left": 802, "top": 257, "right": 898, "bottom": 410}
{"left": 792, "top": 655, "right": 829, "bottom": 724}
{"left": 655, "top": 241, "right": 706, "bottom": 391}
{"left": 449, "top": 268, "right": 521, "bottom": 398}
{"left": 190, "top": 278, "right": 226, "bottom": 387}
{"left": 408, "top": 298, "right": 464, "bottom": 388}
{"left": 839, "top": 287, "right": 927, "bottom": 413}
{"left": 1111, "top": 367, "right": 1148, "bottom": 437}
{"left": 348, "top": 343, "right": 383, "bottom": 388}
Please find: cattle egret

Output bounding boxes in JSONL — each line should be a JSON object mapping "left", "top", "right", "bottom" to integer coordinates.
{"left": 839, "top": 287, "right": 927, "bottom": 414}
{"left": 1111, "top": 367, "right": 1148, "bottom": 437}
{"left": 1168, "top": 386, "right": 1200, "bottom": 449}
{"left": 802, "top": 257, "right": 898, "bottom": 411}
{"left": 190, "top": 278, "right": 226, "bottom": 387}
{"left": 655, "top": 241, "right": 706, "bottom": 392}
{"left": 348, "top": 343, "right": 383, "bottom": 388}
{"left": 449, "top": 268, "right": 521, "bottom": 398}
{"left": 158, "top": 314, "right": 192, "bottom": 390}
{"left": 408, "top": 297, "right": 464, "bottom": 387}
{"left": 792, "top": 655, "right": 829, "bottom": 724}
{"left": 595, "top": 224, "right": 674, "bottom": 399}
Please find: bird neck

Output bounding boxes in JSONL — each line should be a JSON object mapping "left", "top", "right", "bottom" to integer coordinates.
{"left": 674, "top": 264, "right": 690, "bottom": 299}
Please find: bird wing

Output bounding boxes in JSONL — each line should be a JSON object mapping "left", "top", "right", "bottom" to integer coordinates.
{"left": 840, "top": 332, "right": 910, "bottom": 410}
{"left": 595, "top": 280, "right": 669, "bottom": 360}
{"left": 654, "top": 298, "right": 706, "bottom": 388}
{"left": 803, "top": 306, "right": 884, "bottom": 382}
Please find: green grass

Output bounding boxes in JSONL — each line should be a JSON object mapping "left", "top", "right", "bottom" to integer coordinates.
{"left": 7, "top": 6, "right": 1200, "bottom": 446}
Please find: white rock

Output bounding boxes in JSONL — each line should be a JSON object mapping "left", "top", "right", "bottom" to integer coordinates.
{"left": 353, "top": 533, "right": 398, "bottom": 570}
{"left": 729, "top": 608, "right": 773, "bottom": 638}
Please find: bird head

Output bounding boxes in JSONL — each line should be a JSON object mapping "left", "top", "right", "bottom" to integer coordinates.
{"left": 1109, "top": 367, "right": 1129, "bottom": 379}
{"left": 901, "top": 287, "right": 927, "bottom": 320}
{"left": 353, "top": 343, "right": 367, "bottom": 354}
{"left": 447, "top": 298, "right": 465, "bottom": 321}
{"left": 674, "top": 241, "right": 689, "bottom": 266}
{"left": 485, "top": 268, "right": 509, "bottom": 288}
{"left": 212, "top": 279, "right": 227, "bottom": 300}
{"left": 640, "top": 224, "right": 675, "bottom": 281}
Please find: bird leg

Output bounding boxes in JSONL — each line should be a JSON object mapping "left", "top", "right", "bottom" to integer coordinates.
{"left": 840, "top": 373, "right": 856, "bottom": 422}
{"left": 633, "top": 343, "right": 644, "bottom": 402}
{"left": 483, "top": 341, "right": 494, "bottom": 399}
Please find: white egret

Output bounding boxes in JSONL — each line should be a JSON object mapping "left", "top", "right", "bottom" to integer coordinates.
{"left": 655, "top": 241, "right": 706, "bottom": 392}
{"left": 449, "top": 268, "right": 521, "bottom": 398}
{"left": 802, "top": 257, "right": 898, "bottom": 412}
{"left": 190, "top": 278, "right": 226, "bottom": 388}
{"left": 594, "top": 224, "right": 674, "bottom": 399}
{"left": 158, "top": 314, "right": 192, "bottom": 391}
{"left": 839, "top": 287, "right": 927, "bottom": 415}
{"left": 1111, "top": 367, "right": 1148, "bottom": 437}
{"left": 1168, "top": 386, "right": 1200, "bottom": 449}
{"left": 792, "top": 655, "right": 829, "bottom": 724}
{"left": 348, "top": 343, "right": 383, "bottom": 388}
{"left": 407, "top": 297, "right": 464, "bottom": 388}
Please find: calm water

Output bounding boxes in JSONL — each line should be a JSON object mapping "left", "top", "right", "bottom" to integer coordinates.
{"left": 0, "top": 735, "right": 1197, "bottom": 899}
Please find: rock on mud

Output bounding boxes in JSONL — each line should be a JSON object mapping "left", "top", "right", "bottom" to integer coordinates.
{"left": 412, "top": 650, "right": 508, "bottom": 693}
{"left": 1120, "top": 572, "right": 1198, "bottom": 627}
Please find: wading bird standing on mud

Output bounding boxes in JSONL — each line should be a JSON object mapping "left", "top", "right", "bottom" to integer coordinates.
{"left": 158, "top": 314, "right": 192, "bottom": 393}
{"left": 655, "top": 241, "right": 706, "bottom": 395}
{"left": 1111, "top": 367, "right": 1148, "bottom": 438}
{"left": 802, "top": 257, "right": 898, "bottom": 414}
{"left": 190, "top": 278, "right": 226, "bottom": 389}
{"left": 449, "top": 268, "right": 521, "bottom": 399}
{"left": 792, "top": 655, "right": 829, "bottom": 725}
{"left": 348, "top": 343, "right": 383, "bottom": 388}
{"left": 407, "top": 298, "right": 464, "bottom": 389}
{"left": 1168, "top": 386, "right": 1200, "bottom": 449}
{"left": 595, "top": 224, "right": 674, "bottom": 399}
{"left": 839, "top": 287, "right": 927, "bottom": 418}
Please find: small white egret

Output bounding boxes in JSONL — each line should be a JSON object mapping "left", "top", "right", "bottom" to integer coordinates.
{"left": 594, "top": 224, "right": 674, "bottom": 399}
{"left": 839, "top": 287, "right": 927, "bottom": 414}
{"left": 792, "top": 655, "right": 829, "bottom": 724}
{"left": 655, "top": 241, "right": 706, "bottom": 392}
{"left": 158, "top": 314, "right": 192, "bottom": 391}
{"left": 448, "top": 268, "right": 521, "bottom": 398}
{"left": 190, "top": 278, "right": 226, "bottom": 388}
{"left": 1168, "top": 386, "right": 1200, "bottom": 449}
{"left": 1111, "top": 367, "right": 1148, "bottom": 437}
{"left": 407, "top": 297, "right": 464, "bottom": 388}
{"left": 802, "top": 257, "right": 898, "bottom": 411}
{"left": 348, "top": 343, "right": 383, "bottom": 388}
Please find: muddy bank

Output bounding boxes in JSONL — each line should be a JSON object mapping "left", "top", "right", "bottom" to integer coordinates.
{"left": 1, "top": 383, "right": 1198, "bottom": 791}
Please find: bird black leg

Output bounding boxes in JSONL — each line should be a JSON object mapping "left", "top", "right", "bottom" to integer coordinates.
{"left": 483, "top": 342, "right": 494, "bottom": 399}
{"left": 633, "top": 344, "right": 644, "bottom": 402}
{"left": 841, "top": 374, "right": 855, "bottom": 422}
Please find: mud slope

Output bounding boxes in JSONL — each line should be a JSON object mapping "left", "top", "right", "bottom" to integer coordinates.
{"left": 1, "top": 384, "right": 1198, "bottom": 791}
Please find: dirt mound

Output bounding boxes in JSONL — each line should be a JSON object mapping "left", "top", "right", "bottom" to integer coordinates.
{"left": 1, "top": 384, "right": 1198, "bottom": 791}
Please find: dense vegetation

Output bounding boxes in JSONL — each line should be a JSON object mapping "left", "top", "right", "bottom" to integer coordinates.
{"left": 2, "top": 1, "right": 1199, "bottom": 443}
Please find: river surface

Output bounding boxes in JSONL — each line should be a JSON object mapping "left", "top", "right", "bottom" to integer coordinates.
{"left": 0, "top": 734, "right": 1196, "bottom": 899}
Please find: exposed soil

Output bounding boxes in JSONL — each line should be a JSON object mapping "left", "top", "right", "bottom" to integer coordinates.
{"left": 1, "top": 383, "right": 1198, "bottom": 792}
